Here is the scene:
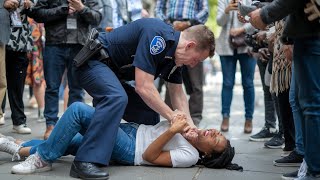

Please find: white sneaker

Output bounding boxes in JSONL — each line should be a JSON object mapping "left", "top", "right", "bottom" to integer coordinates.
{"left": 0, "top": 134, "right": 15, "bottom": 142}
{"left": 0, "top": 113, "right": 5, "bottom": 125}
{"left": 12, "top": 124, "right": 32, "bottom": 134}
{"left": 11, "top": 153, "right": 52, "bottom": 174}
{"left": 298, "top": 159, "right": 308, "bottom": 178}
{"left": 0, "top": 137, "right": 21, "bottom": 161}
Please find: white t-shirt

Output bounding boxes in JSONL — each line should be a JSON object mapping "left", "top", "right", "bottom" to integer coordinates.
{"left": 134, "top": 121, "right": 199, "bottom": 167}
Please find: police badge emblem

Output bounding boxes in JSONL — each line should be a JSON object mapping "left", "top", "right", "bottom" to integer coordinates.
{"left": 150, "top": 36, "right": 166, "bottom": 55}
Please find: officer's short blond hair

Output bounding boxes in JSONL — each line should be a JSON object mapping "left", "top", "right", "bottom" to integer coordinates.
{"left": 183, "top": 25, "right": 215, "bottom": 57}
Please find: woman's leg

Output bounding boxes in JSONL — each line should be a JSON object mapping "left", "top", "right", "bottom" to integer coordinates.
{"left": 238, "top": 53, "right": 256, "bottom": 121}
{"left": 20, "top": 139, "right": 45, "bottom": 157}
{"left": 11, "top": 103, "right": 95, "bottom": 174}
{"left": 220, "top": 55, "right": 237, "bottom": 119}
{"left": 238, "top": 53, "right": 256, "bottom": 133}
{"left": 220, "top": 55, "right": 237, "bottom": 131}
{"left": 16, "top": 133, "right": 84, "bottom": 158}
{"left": 37, "top": 102, "right": 95, "bottom": 163}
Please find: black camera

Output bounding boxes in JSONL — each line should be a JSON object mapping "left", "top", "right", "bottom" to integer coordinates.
{"left": 244, "top": 32, "right": 268, "bottom": 52}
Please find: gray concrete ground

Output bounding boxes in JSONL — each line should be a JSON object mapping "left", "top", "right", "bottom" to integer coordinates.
{"left": 0, "top": 68, "right": 297, "bottom": 180}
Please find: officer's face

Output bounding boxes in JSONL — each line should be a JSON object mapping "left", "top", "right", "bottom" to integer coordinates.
{"left": 175, "top": 43, "right": 209, "bottom": 68}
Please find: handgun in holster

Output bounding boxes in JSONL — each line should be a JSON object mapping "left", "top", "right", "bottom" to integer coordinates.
{"left": 73, "top": 28, "right": 107, "bottom": 67}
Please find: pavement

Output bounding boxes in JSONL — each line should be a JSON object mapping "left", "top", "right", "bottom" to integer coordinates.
{"left": 0, "top": 69, "right": 297, "bottom": 180}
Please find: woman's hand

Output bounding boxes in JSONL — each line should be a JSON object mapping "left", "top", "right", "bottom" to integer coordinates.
{"left": 225, "top": 0, "right": 238, "bottom": 14}
{"left": 170, "top": 114, "right": 188, "bottom": 134}
{"left": 170, "top": 109, "right": 186, "bottom": 124}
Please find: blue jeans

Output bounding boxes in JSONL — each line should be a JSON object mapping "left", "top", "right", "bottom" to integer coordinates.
{"left": 23, "top": 102, "right": 137, "bottom": 165}
{"left": 288, "top": 63, "right": 304, "bottom": 156}
{"left": 220, "top": 52, "right": 256, "bottom": 120}
{"left": 294, "top": 38, "right": 320, "bottom": 175}
{"left": 43, "top": 45, "right": 84, "bottom": 126}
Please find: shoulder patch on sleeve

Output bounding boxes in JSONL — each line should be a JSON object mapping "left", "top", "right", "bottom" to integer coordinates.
{"left": 150, "top": 36, "right": 166, "bottom": 55}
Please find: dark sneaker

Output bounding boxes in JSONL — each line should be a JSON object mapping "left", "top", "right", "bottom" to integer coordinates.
{"left": 249, "top": 127, "right": 277, "bottom": 142}
{"left": 264, "top": 132, "right": 284, "bottom": 149}
{"left": 274, "top": 150, "right": 303, "bottom": 167}
{"left": 281, "top": 170, "right": 298, "bottom": 180}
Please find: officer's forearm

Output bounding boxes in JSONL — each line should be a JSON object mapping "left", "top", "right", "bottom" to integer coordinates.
{"left": 168, "top": 84, "right": 195, "bottom": 127}
{"left": 171, "top": 94, "right": 194, "bottom": 127}
{"left": 135, "top": 84, "right": 174, "bottom": 122}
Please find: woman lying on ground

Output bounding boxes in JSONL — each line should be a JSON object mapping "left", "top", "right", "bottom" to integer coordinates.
{"left": 0, "top": 102, "right": 242, "bottom": 176}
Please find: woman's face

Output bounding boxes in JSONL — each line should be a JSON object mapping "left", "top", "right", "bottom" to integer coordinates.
{"left": 196, "top": 129, "right": 227, "bottom": 154}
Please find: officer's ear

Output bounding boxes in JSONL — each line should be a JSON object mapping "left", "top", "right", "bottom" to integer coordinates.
{"left": 186, "top": 41, "right": 196, "bottom": 50}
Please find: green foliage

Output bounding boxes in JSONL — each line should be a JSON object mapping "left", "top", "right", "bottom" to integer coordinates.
{"left": 205, "top": 0, "right": 221, "bottom": 38}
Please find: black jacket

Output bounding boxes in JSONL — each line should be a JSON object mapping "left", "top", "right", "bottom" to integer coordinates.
{"left": 28, "top": 0, "right": 102, "bottom": 45}
{"left": 260, "top": 0, "right": 320, "bottom": 38}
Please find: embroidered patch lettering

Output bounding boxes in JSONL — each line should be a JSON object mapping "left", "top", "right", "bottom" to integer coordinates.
{"left": 150, "top": 36, "right": 166, "bottom": 55}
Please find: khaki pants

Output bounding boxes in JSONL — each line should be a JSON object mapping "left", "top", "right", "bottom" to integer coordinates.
{"left": 0, "top": 45, "right": 6, "bottom": 116}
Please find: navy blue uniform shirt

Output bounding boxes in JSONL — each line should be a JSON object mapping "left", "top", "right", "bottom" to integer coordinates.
{"left": 98, "top": 18, "right": 182, "bottom": 84}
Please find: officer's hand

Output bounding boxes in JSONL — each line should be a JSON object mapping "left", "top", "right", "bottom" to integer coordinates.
{"left": 170, "top": 110, "right": 187, "bottom": 124}
{"left": 3, "top": 0, "right": 19, "bottom": 10}
{"left": 68, "top": 0, "right": 84, "bottom": 12}
{"left": 248, "top": 8, "right": 267, "bottom": 30}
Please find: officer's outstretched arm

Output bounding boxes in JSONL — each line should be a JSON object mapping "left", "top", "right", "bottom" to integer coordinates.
{"left": 135, "top": 67, "right": 181, "bottom": 123}
{"left": 167, "top": 82, "right": 195, "bottom": 127}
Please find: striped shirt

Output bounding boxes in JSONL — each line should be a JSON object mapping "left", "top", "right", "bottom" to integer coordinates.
{"left": 155, "top": 0, "right": 209, "bottom": 24}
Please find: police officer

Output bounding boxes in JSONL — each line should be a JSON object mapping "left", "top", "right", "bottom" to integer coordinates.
{"left": 71, "top": 18, "right": 215, "bottom": 179}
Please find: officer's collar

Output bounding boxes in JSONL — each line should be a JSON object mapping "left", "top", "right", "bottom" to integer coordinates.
{"left": 165, "top": 31, "right": 180, "bottom": 60}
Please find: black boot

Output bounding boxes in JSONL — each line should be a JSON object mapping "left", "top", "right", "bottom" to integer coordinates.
{"left": 70, "top": 161, "right": 109, "bottom": 180}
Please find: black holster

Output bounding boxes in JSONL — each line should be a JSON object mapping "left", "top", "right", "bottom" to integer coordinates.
{"left": 73, "top": 28, "right": 104, "bottom": 67}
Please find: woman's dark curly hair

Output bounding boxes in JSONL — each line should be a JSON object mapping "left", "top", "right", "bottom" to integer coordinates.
{"left": 197, "top": 140, "right": 243, "bottom": 171}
